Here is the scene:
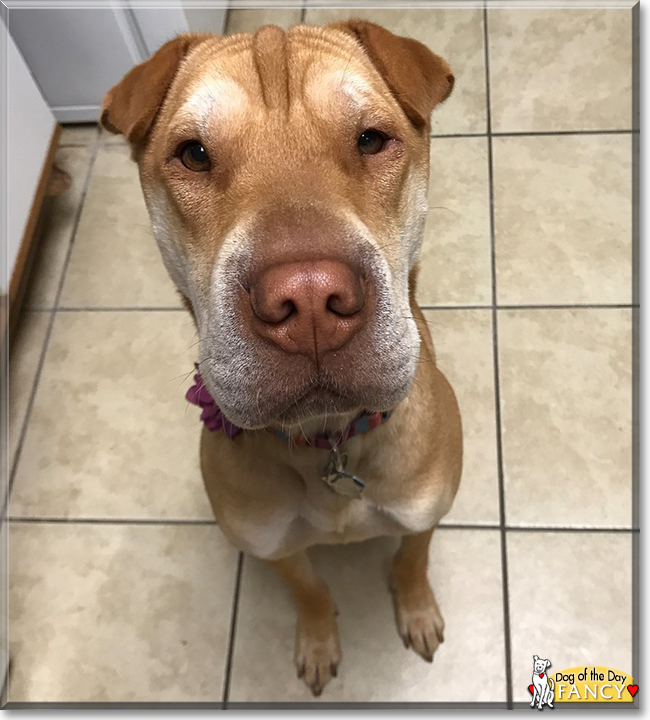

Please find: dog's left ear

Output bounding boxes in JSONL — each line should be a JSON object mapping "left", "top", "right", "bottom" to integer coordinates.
{"left": 333, "top": 20, "right": 454, "bottom": 129}
{"left": 546, "top": 660, "right": 551, "bottom": 669}
{"left": 101, "top": 34, "right": 211, "bottom": 145}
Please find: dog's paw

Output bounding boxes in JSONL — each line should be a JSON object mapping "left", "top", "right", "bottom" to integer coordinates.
{"left": 391, "top": 582, "right": 444, "bottom": 663}
{"left": 294, "top": 611, "right": 341, "bottom": 697}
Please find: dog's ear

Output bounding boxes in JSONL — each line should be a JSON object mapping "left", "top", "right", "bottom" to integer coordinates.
{"left": 101, "top": 34, "right": 211, "bottom": 145}
{"left": 332, "top": 19, "right": 454, "bottom": 129}
{"left": 533, "top": 655, "right": 539, "bottom": 662}
{"left": 546, "top": 660, "right": 551, "bottom": 669}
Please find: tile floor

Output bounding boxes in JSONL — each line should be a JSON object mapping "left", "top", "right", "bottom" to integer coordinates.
{"left": 6, "top": 4, "right": 637, "bottom": 707}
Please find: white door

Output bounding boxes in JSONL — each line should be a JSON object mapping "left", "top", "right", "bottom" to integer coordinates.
{"left": 7, "top": 4, "right": 227, "bottom": 123}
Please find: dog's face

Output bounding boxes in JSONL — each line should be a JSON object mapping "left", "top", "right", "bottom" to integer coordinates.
{"left": 533, "top": 656, "right": 551, "bottom": 674}
{"left": 102, "top": 22, "right": 453, "bottom": 429}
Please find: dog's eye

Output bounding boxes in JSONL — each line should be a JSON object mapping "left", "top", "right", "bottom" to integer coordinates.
{"left": 358, "top": 129, "right": 387, "bottom": 155}
{"left": 179, "top": 141, "right": 211, "bottom": 172}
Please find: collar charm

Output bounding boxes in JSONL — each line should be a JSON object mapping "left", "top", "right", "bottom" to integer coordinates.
{"left": 322, "top": 446, "right": 365, "bottom": 499}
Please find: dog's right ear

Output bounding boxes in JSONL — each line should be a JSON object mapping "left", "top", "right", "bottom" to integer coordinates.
{"left": 101, "top": 34, "right": 211, "bottom": 146}
{"left": 533, "top": 655, "right": 539, "bottom": 662}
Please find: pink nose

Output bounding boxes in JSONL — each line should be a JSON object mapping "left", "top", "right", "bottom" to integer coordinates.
{"left": 249, "top": 259, "right": 369, "bottom": 364}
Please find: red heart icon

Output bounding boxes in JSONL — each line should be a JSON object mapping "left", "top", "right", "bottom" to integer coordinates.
{"left": 528, "top": 684, "right": 534, "bottom": 694}
{"left": 628, "top": 685, "right": 639, "bottom": 698}
{"left": 539, "top": 674, "right": 544, "bottom": 678}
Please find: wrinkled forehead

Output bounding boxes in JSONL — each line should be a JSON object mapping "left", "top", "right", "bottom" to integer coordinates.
{"left": 166, "top": 26, "right": 400, "bottom": 134}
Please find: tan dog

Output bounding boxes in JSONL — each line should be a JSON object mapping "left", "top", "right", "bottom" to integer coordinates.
{"left": 102, "top": 20, "right": 462, "bottom": 696}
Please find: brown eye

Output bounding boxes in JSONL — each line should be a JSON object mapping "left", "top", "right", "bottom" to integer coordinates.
{"left": 179, "top": 141, "right": 211, "bottom": 172}
{"left": 358, "top": 129, "right": 387, "bottom": 155}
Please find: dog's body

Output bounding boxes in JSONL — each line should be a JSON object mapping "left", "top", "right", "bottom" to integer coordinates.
{"left": 103, "top": 21, "right": 461, "bottom": 695}
{"left": 531, "top": 656, "right": 555, "bottom": 709}
{"left": 202, "top": 329, "right": 460, "bottom": 559}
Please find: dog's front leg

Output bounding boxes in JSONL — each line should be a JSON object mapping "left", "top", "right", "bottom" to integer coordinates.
{"left": 270, "top": 551, "right": 341, "bottom": 696}
{"left": 390, "top": 528, "right": 445, "bottom": 663}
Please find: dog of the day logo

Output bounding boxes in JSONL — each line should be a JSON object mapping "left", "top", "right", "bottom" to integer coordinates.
{"left": 528, "top": 656, "right": 638, "bottom": 707}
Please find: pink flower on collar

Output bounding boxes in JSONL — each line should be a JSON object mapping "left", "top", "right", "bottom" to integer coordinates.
{"left": 185, "top": 367, "right": 242, "bottom": 439}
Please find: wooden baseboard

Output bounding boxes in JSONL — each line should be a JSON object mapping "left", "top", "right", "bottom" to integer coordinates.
{"left": 7, "top": 123, "right": 61, "bottom": 337}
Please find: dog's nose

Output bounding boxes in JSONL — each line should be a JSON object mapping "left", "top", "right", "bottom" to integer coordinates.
{"left": 249, "top": 259, "right": 369, "bottom": 364}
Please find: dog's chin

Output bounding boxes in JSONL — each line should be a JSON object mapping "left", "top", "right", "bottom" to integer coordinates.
{"left": 212, "top": 376, "right": 414, "bottom": 431}
{"left": 273, "top": 387, "right": 363, "bottom": 428}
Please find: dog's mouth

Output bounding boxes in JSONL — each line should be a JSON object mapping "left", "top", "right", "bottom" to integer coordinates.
{"left": 202, "top": 359, "right": 410, "bottom": 431}
{"left": 272, "top": 382, "right": 365, "bottom": 426}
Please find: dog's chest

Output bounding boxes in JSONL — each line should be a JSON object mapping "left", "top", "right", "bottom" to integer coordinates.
{"left": 221, "top": 434, "right": 452, "bottom": 559}
{"left": 300, "top": 493, "right": 395, "bottom": 538}
{"left": 290, "top": 473, "right": 438, "bottom": 547}
{"left": 280, "top": 446, "right": 440, "bottom": 544}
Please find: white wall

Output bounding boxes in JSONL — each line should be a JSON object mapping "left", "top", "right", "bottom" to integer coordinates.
{"left": 3, "top": 19, "right": 56, "bottom": 296}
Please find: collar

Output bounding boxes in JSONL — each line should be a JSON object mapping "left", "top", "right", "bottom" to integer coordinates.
{"left": 185, "top": 367, "right": 392, "bottom": 450}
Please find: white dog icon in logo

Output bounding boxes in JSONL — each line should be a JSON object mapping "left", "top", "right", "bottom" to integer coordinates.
{"left": 530, "top": 655, "right": 555, "bottom": 710}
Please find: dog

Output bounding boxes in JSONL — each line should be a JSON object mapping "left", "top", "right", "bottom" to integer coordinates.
{"left": 531, "top": 656, "right": 555, "bottom": 709}
{"left": 102, "top": 20, "right": 461, "bottom": 696}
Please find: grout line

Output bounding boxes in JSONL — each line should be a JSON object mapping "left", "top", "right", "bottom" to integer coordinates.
{"left": 483, "top": 6, "right": 513, "bottom": 710}
{"left": 221, "top": 552, "right": 244, "bottom": 708}
{"left": 420, "top": 303, "right": 637, "bottom": 311}
{"left": 496, "top": 303, "right": 637, "bottom": 310}
{"left": 5, "top": 516, "right": 638, "bottom": 532}
{"left": 54, "top": 306, "right": 184, "bottom": 313}
{"left": 420, "top": 305, "right": 491, "bottom": 311}
{"left": 439, "top": 522, "right": 499, "bottom": 530}
{"left": 492, "top": 129, "right": 638, "bottom": 137}
{"left": 57, "top": 142, "right": 95, "bottom": 149}
{"left": 631, "top": 3, "right": 639, "bottom": 685}
{"left": 429, "top": 129, "right": 638, "bottom": 140}
{"left": 7, "top": 517, "right": 217, "bottom": 526}
{"left": 5, "top": 133, "right": 102, "bottom": 514}
{"left": 431, "top": 132, "right": 486, "bottom": 140}
{"left": 505, "top": 526, "right": 639, "bottom": 534}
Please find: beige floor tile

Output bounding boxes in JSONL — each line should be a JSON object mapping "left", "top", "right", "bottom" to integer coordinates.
{"left": 60, "top": 145, "right": 180, "bottom": 309}
{"left": 423, "top": 309, "right": 499, "bottom": 525}
{"left": 229, "top": 530, "right": 506, "bottom": 702}
{"left": 418, "top": 137, "right": 491, "bottom": 306}
{"left": 8, "top": 523, "right": 237, "bottom": 702}
{"left": 24, "top": 146, "right": 94, "bottom": 309}
{"left": 100, "top": 127, "right": 128, "bottom": 146}
{"left": 226, "top": 8, "right": 302, "bottom": 34}
{"left": 305, "top": 7, "right": 487, "bottom": 136}
{"left": 59, "top": 123, "right": 98, "bottom": 146}
{"left": 493, "top": 135, "right": 632, "bottom": 306}
{"left": 508, "top": 531, "right": 632, "bottom": 701}
{"left": 499, "top": 309, "right": 632, "bottom": 528}
{"left": 488, "top": 9, "right": 632, "bottom": 133}
{"left": 10, "top": 311, "right": 214, "bottom": 520}
{"left": 8, "top": 312, "right": 50, "bottom": 472}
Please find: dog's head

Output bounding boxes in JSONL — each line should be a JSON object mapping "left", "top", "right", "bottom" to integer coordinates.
{"left": 533, "top": 656, "right": 551, "bottom": 674}
{"left": 102, "top": 22, "right": 453, "bottom": 429}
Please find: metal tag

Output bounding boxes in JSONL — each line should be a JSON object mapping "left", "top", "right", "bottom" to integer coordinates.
{"left": 321, "top": 447, "right": 365, "bottom": 499}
